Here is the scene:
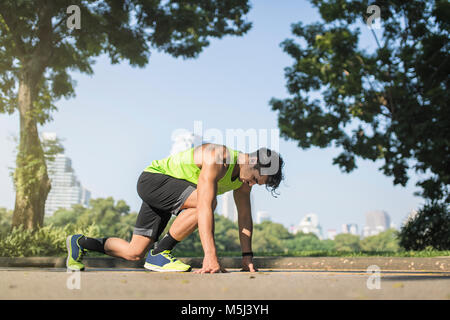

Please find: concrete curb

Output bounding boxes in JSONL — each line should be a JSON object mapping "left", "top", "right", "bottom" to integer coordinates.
{"left": 0, "top": 256, "right": 449, "bottom": 271}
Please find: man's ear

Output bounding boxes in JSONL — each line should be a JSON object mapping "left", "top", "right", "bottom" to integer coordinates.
{"left": 249, "top": 155, "right": 258, "bottom": 166}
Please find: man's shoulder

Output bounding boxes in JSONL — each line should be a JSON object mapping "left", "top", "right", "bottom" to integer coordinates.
{"left": 196, "top": 144, "right": 233, "bottom": 164}
{"left": 195, "top": 144, "right": 233, "bottom": 179}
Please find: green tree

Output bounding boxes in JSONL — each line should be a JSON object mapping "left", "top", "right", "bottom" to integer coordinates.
{"left": 214, "top": 214, "right": 240, "bottom": 252}
{"left": 360, "top": 228, "right": 400, "bottom": 252}
{"left": 320, "top": 239, "right": 336, "bottom": 251}
{"left": 284, "top": 232, "right": 325, "bottom": 251}
{"left": 398, "top": 203, "right": 450, "bottom": 250}
{"left": 252, "top": 221, "right": 293, "bottom": 253}
{"left": 255, "top": 220, "right": 293, "bottom": 240}
{"left": 334, "top": 233, "right": 361, "bottom": 252}
{"left": 76, "top": 197, "right": 135, "bottom": 239}
{"left": 284, "top": 232, "right": 336, "bottom": 251}
{"left": 46, "top": 197, "right": 137, "bottom": 240}
{"left": 0, "top": 0, "right": 252, "bottom": 230}
{"left": 270, "top": 0, "right": 449, "bottom": 204}
{"left": 44, "top": 206, "right": 81, "bottom": 226}
{"left": 0, "top": 207, "right": 13, "bottom": 235}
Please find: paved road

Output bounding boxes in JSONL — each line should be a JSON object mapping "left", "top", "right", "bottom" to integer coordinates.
{"left": 1, "top": 268, "right": 449, "bottom": 300}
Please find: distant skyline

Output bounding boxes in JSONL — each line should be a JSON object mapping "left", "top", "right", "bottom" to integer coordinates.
{"left": 0, "top": 0, "right": 423, "bottom": 233}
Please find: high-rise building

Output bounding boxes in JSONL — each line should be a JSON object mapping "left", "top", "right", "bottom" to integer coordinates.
{"left": 221, "top": 191, "right": 237, "bottom": 222}
{"left": 327, "top": 229, "right": 337, "bottom": 240}
{"left": 289, "top": 224, "right": 298, "bottom": 234}
{"left": 363, "top": 210, "right": 391, "bottom": 237}
{"left": 220, "top": 191, "right": 254, "bottom": 222}
{"left": 402, "top": 209, "right": 418, "bottom": 226}
{"left": 297, "top": 213, "right": 323, "bottom": 239}
{"left": 43, "top": 133, "right": 91, "bottom": 216}
{"left": 342, "top": 223, "right": 359, "bottom": 235}
{"left": 256, "top": 211, "right": 271, "bottom": 224}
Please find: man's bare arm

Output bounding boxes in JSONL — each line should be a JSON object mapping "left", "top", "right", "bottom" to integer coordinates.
{"left": 234, "top": 183, "right": 257, "bottom": 272}
{"left": 197, "top": 165, "right": 220, "bottom": 257}
{"left": 195, "top": 146, "right": 227, "bottom": 273}
{"left": 234, "top": 183, "right": 253, "bottom": 253}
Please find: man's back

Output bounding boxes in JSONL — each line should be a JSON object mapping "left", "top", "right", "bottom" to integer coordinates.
{"left": 144, "top": 144, "right": 243, "bottom": 195}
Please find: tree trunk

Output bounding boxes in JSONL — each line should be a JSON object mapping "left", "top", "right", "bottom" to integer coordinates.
{"left": 11, "top": 71, "right": 51, "bottom": 231}
{"left": 9, "top": 3, "right": 54, "bottom": 231}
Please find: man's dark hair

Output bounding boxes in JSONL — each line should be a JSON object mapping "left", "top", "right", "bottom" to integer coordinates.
{"left": 251, "top": 147, "right": 284, "bottom": 197}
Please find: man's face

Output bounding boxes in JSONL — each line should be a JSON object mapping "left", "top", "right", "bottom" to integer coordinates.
{"left": 239, "top": 166, "right": 269, "bottom": 187}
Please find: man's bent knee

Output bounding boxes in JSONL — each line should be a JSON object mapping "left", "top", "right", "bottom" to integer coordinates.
{"left": 124, "top": 241, "right": 151, "bottom": 261}
{"left": 124, "top": 250, "right": 146, "bottom": 261}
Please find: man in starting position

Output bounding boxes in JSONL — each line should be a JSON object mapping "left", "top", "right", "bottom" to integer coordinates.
{"left": 66, "top": 143, "right": 284, "bottom": 273}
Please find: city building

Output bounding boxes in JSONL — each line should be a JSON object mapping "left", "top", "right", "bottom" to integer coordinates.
{"left": 43, "top": 133, "right": 91, "bottom": 216}
{"left": 221, "top": 191, "right": 237, "bottom": 222}
{"left": 297, "top": 213, "right": 323, "bottom": 239}
{"left": 256, "top": 211, "right": 271, "bottom": 224}
{"left": 362, "top": 210, "right": 391, "bottom": 237}
{"left": 327, "top": 229, "right": 337, "bottom": 240}
{"left": 220, "top": 191, "right": 254, "bottom": 222}
{"left": 288, "top": 224, "right": 298, "bottom": 234}
{"left": 342, "top": 223, "right": 359, "bottom": 236}
{"left": 402, "top": 209, "right": 418, "bottom": 226}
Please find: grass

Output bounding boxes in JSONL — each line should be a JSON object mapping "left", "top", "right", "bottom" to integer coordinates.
{"left": 176, "top": 250, "right": 450, "bottom": 258}
{"left": 48, "top": 249, "right": 450, "bottom": 259}
{"left": 3, "top": 250, "right": 448, "bottom": 259}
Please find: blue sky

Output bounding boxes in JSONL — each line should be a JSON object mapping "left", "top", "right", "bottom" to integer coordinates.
{"left": 0, "top": 0, "right": 423, "bottom": 234}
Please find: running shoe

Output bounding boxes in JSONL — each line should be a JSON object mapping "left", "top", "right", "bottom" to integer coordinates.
{"left": 66, "top": 234, "right": 86, "bottom": 271}
{"left": 144, "top": 250, "right": 191, "bottom": 272}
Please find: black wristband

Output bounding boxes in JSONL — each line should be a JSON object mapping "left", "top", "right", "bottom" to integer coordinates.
{"left": 242, "top": 252, "right": 253, "bottom": 257}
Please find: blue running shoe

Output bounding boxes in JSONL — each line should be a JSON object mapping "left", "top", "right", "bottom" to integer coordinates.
{"left": 66, "top": 234, "right": 86, "bottom": 271}
{"left": 144, "top": 250, "right": 191, "bottom": 272}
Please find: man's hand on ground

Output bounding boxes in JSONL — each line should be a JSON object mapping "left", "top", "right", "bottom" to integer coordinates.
{"left": 240, "top": 256, "right": 258, "bottom": 272}
{"left": 194, "top": 255, "right": 227, "bottom": 274}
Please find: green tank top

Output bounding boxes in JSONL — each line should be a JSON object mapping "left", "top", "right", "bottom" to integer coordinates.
{"left": 144, "top": 147, "right": 243, "bottom": 195}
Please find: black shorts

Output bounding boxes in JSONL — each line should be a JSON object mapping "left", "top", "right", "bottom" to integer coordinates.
{"left": 134, "top": 171, "right": 196, "bottom": 240}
